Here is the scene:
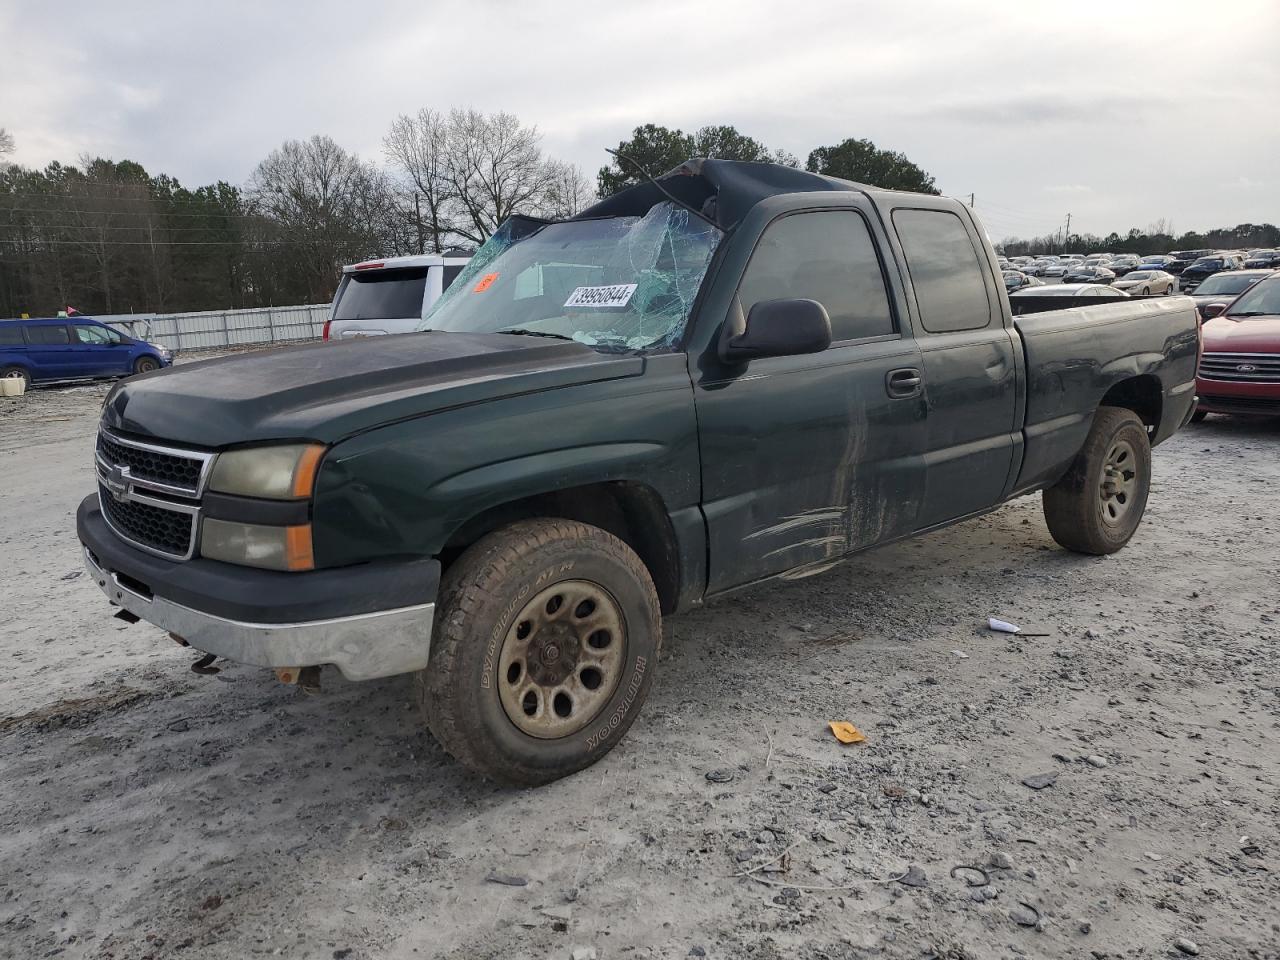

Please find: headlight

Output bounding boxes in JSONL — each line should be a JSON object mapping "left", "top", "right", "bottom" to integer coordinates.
{"left": 201, "top": 518, "right": 314, "bottom": 571}
{"left": 208, "top": 444, "right": 326, "bottom": 500}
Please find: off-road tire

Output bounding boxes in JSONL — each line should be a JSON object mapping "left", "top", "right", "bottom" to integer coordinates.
{"left": 418, "top": 518, "right": 661, "bottom": 786}
{"left": 133, "top": 356, "right": 160, "bottom": 375}
{"left": 2, "top": 365, "right": 30, "bottom": 389}
{"left": 1043, "top": 406, "right": 1152, "bottom": 555}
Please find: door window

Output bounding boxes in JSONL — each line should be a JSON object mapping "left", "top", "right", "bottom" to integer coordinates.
{"left": 892, "top": 209, "right": 993, "bottom": 333}
{"left": 26, "top": 324, "right": 71, "bottom": 344}
{"left": 0, "top": 326, "right": 24, "bottom": 345}
{"left": 73, "top": 324, "right": 121, "bottom": 345}
{"left": 737, "top": 211, "right": 895, "bottom": 342}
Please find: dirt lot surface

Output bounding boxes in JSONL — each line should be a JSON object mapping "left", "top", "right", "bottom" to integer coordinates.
{"left": 2, "top": 372, "right": 1278, "bottom": 960}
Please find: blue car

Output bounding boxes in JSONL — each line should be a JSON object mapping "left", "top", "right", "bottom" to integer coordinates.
{"left": 0, "top": 316, "right": 172, "bottom": 389}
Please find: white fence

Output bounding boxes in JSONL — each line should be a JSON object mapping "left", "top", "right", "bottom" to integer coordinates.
{"left": 106, "top": 304, "right": 331, "bottom": 352}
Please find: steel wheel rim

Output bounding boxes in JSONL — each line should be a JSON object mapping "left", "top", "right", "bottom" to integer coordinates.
{"left": 497, "top": 579, "right": 627, "bottom": 739}
{"left": 4, "top": 369, "right": 23, "bottom": 379}
{"left": 1099, "top": 437, "right": 1138, "bottom": 525}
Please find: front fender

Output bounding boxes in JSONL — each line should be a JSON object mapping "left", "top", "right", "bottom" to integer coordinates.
{"left": 309, "top": 354, "right": 701, "bottom": 567}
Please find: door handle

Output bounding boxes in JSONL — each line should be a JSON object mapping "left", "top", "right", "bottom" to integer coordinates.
{"left": 886, "top": 367, "right": 923, "bottom": 398}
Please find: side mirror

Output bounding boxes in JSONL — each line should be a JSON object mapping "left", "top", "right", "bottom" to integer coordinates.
{"left": 1200, "top": 303, "right": 1227, "bottom": 319}
{"left": 719, "top": 298, "right": 832, "bottom": 364}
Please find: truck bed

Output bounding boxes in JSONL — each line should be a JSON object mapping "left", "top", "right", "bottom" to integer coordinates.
{"left": 1010, "top": 295, "right": 1200, "bottom": 495}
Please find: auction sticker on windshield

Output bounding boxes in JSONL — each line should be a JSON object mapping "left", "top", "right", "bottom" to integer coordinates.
{"left": 564, "top": 284, "right": 637, "bottom": 308}
{"left": 473, "top": 272, "right": 499, "bottom": 293}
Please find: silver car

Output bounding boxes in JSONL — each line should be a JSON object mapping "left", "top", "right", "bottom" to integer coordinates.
{"left": 324, "top": 253, "right": 472, "bottom": 340}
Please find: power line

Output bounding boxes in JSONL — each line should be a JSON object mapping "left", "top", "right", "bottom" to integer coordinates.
{"left": 0, "top": 237, "right": 338, "bottom": 246}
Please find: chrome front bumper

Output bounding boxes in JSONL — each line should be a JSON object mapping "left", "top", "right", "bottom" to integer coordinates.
{"left": 84, "top": 548, "right": 435, "bottom": 681}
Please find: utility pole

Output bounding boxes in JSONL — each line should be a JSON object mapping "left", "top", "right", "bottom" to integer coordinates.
{"left": 413, "top": 193, "right": 425, "bottom": 255}
{"left": 968, "top": 192, "right": 975, "bottom": 208}
{"left": 1064, "top": 212, "right": 1072, "bottom": 242}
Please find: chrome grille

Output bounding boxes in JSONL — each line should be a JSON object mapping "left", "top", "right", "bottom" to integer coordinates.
{"left": 95, "top": 426, "right": 214, "bottom": 560}
{"left": 97, "top": 431, "right": 204, "bottom": 493}
{"left": 99, "top": 484, "right": 197, "bottom": 557}
{"left": 1198, "top": 352, "right": 1280, "bottom": 383}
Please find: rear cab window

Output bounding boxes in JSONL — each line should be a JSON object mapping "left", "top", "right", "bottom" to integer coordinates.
{"left": 333, "top": 267, "right": 430, "bottom": 321}
{"left": 892, "top": 208, "right": 994, "bottom": 333}
{"left": 737, "top": 210, "right": 895, "bottom": 342}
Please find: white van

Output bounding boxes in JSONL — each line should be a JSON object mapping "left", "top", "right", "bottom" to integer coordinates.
{"left": 323, "top": 253, "right": 471, "bottom": 340}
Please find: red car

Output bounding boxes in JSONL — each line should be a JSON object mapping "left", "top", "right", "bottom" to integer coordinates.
{"left": 1195, "top": 272, "right": 1280, "bottom": 420}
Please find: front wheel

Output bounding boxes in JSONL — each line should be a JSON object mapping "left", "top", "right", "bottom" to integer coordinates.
{"left": 133, "top": 356, "right": 160, "bottom": 375}
{"left": 1043, "top": 406, "right": 1152, "bottom": 555}
{"left": 1140, "top": 287, "right": 1150, "bottom": 295}
{"left": 418, "top": 518, "right": 661, "bottom": 785}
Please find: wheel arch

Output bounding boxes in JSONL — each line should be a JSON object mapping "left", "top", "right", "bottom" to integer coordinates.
{"left": 1099, "top": 374, "right": 1163, "bottom": 434}
{"left": 441, "top": 480, "right": 684, "bottom": 615}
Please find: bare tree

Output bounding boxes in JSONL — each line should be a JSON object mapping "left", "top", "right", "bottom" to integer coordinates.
{"left": 247, "top": 135, "right": 393, "bottom": 300}
{"left": 542, "top": 160, "right": 593, "bottom": 220}
{"left": 0, "top": 128, "right": 14, "bottom": 165}
{"left": 383, "top": 109, "right": 456, "bottom": 253}
{"left": 444, "top": 109, "right": 558, "bottom": 245}
{"left": 385, "top": 109, "right": 590, "bottom": 248}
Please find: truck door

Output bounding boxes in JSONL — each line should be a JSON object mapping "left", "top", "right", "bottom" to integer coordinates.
{"left": 694, "top": 206, "right": 929, "bottom": 594}
{"left": 888, "top": 206, "right": 1019, "bottom": 528}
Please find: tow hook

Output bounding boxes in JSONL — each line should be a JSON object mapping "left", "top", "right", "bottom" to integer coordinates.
{"left": 191, "top": 653, "right": 221, "bottom": 675}
{"left": 275, "top": 665, "right": 322, "bottom": 695}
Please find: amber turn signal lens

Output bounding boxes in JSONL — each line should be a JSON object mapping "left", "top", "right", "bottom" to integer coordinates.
{"left": 291, "top": 445, "right": 327, "bottom": 499}
{"left": 285, "top": 524, "right": 314, "bottom": 572}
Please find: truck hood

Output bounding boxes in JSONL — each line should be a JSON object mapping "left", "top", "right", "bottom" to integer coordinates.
{"left": 102, "top": 332, "right": 644, "bottom": 448}
{"left": 1200, "top": 315, "right": 1280, "bottom": 353}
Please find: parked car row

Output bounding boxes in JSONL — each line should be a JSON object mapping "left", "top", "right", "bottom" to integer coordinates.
{"left": 998, "top": 248, "right": 1280, "bottom": 304}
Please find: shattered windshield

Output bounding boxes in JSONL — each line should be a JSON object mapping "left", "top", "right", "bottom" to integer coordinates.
{"left": 417, "top": 202, "right": 722, "bottom": 352}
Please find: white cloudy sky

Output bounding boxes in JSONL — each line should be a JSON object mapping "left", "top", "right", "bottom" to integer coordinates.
{"left": 2, "top": 0, "right": 1277, "bottom": 241}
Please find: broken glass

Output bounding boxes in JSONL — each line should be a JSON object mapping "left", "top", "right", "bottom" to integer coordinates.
{"left": 418, "top": 202, "right": 722, "bottom": 353}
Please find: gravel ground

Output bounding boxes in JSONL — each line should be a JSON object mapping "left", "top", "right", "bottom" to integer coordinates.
{"left": 1, "top": 371, "right": 1278, "bottom": 960}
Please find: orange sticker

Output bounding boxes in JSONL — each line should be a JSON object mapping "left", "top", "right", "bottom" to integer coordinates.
{"left": 472, "top": 272, "right": 499, "bottom": 292}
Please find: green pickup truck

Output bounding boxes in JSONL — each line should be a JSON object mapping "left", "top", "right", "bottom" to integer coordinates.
{"left": 77, "top": 159, "right": 1200, "bottom": 784}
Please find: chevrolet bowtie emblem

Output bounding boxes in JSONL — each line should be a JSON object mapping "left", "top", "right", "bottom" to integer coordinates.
{"left": 105, "top": 464, "right": 129, "bottom": 501}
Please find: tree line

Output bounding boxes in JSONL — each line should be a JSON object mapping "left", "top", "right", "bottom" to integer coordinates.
{"left": 0, "top": 111, "right": 594, "bottom": 318}
{"left": 9, "top": 112, "right": 1262, "bottom": 319}
{"left": 996, "top": 221, "right": 1280, "bottom": 258}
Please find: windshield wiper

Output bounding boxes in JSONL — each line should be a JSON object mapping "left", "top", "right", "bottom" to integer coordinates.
{"left": 495, "top": 328, "right": 576, "bottom": 341}
{"left": 1227, "top": 311, "right": 1271, "bottom": 317}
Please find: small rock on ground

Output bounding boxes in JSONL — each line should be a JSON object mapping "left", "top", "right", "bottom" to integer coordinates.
{"left": 1021, "top": 772, "right": 1058, "bottom": 790}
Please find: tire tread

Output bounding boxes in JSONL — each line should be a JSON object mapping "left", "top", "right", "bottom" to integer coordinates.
{"left": 418, "top": 518, "right": 660, "bottom": 785}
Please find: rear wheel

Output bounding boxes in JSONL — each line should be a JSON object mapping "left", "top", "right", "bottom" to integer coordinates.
{"left": 132, "top": 356, "right": 160, "bottom": 375}
{"left": 418, "top": 518, "right": 661, "bottom": 785}
{"left": 1043, "top": 406, "right": 1152, "bottom": 555}
{"left": 2, "top": 365, "right": 30, "bottom": 389}
{"left": 1166, "top": 284, "right": 1175, "bottom": 296}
